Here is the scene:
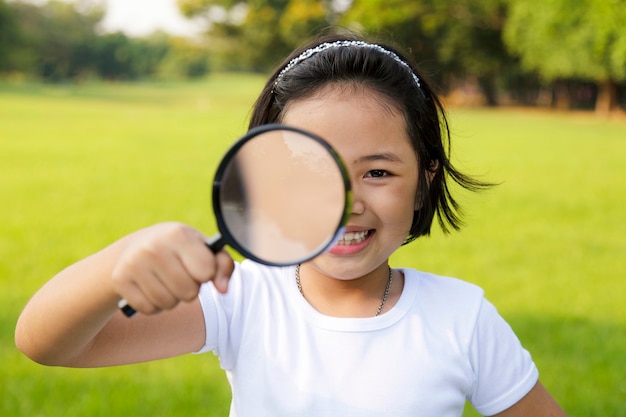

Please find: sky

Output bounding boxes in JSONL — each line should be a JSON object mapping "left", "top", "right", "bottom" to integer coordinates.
{"left": 99, "top": 0, "right": 204, "bottom": 37}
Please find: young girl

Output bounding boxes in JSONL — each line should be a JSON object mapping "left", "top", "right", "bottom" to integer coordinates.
{"left": 15, "top": 34, "right": 567, "bottom": 416}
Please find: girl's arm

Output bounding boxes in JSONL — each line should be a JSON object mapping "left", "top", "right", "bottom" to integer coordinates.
{"left": 494, "top": 381, "right": 567, "bottom": 417}
{"left": 15, "top": 222, "right": 234, "bottom": 367}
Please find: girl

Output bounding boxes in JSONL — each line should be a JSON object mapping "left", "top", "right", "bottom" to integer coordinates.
{"left": 15, "top": 33, "right": 567, "bottom": 416}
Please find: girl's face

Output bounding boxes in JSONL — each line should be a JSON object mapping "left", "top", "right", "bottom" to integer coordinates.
{"left": 282, "top": 85, "right": 420, "bottom": 280}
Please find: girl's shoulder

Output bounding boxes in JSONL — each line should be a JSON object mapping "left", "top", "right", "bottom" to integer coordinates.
{"left": 403, "top": 268, "right": 484, "bottom": 298}
{"left": 400, "top": 268, "right": 486, "bottom": 324}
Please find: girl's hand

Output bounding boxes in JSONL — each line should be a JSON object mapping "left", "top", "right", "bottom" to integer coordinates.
{"left": 111, "top": 222, "right": 234, "bottom": 315}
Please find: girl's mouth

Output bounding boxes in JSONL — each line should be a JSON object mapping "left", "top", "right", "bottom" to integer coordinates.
{"left": 336, "top": 230, "right": 371, "bottom": 246}
{"left": 329, "top": 229, "right": 374, "bottom": 255}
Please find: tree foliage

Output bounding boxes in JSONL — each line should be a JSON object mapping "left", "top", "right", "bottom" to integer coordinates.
{"left": 342, "top": 0, "right": 515, "bottom": 105}
{"left": 0, "top": 1, "right": 102, "bottom": 79}
{"left": 174, "top": 0, "right": 626, "bottom": 110}
{"left": 0, "top": 0, "right": 24, "bottom": 72}
{"left": 177, "top": 0, "right": 334, "bottom": 70}
{"left": 0, "top": 0, "right": 210, "bottom": 81}
{"left": 504, "top": 0, "right": 626, "bottom": 111}
{"left": 2, "top": 0, "right": 624, "bottom": 110}
{"left": 505, "top": 0, "right": 626, "bottom": 82}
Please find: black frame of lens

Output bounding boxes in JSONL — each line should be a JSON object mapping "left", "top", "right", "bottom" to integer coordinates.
{"left": 211, "top": 123, "right": 352, "bottom": 266}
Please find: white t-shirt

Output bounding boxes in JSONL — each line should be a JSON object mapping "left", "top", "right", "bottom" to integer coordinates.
{"left": 196, "top": 261, "right": 538, "bottom": 417}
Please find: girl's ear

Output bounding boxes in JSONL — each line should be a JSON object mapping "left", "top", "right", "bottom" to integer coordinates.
{"left": 427, "top": 159, "right": 439, "bottom": 180}
{"left": 414, "top": 160, "right": 439, "bottom": 211}
{"left": 427, "top": 159, "right": 439, "bottom": 185}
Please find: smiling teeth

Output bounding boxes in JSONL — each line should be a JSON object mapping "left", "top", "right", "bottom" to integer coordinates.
{"left": 337, "top": 230, "right": 370, "bottom": 245}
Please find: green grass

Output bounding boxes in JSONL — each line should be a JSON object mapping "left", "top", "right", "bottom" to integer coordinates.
{"left": 1, "top": 76, "right": 625, "bottom": 416}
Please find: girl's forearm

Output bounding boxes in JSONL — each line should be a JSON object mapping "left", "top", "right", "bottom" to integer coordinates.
{"left": 15, "top": 239, "right": 127, "bottom": 366}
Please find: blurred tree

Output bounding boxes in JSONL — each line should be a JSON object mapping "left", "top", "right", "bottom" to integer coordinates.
{"left": 1, "top": 2, "right": 42, "bottom": 75}
{"left": 7, "top": 0, "right": 104, "bottom": 81}
{"left": 0, "top": 0, "right": 21, "bottom": 73}
{"left": 340, "top": 0, "right": 437, "bottom": 73}
{"left": 504, "top": 0, "right": 626, "bottom": 112}
{"left": 177, "top": 0, "right": 333, "bottom": 71}
{"left": 132, "top": 33, "right": 173, "bottom": 78}
{"left": 0, "top": 0, "right": 18, "bottom": 71}
{"left": 157, "top": 36, "right": 211, "bottom": 79}
{"left": 279, "top": 0, "right": 328, "bottom": 43}
{"left": 95, "top": 32, "right": 137, "bottom": 79}
{"left": 2, "top": 1, "right": 208, "bottom": 81}
{"left": 95, "top": 32, "right": 212, "bottom": 80}
{"left": 342, "top": 0, "right": 517, "bottom": 105}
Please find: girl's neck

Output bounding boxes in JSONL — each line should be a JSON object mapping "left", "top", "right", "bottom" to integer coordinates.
{"left": 296, "top": 263, "right": 404, "bottom": 318}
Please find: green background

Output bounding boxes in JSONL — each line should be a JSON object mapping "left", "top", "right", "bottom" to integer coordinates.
{"left": 1, "top": 75, "right": 625, "bottom": 416}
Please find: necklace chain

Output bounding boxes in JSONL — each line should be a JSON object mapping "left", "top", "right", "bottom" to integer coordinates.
{"left": 295, "top": 265, "right": 394, "bottom": 317}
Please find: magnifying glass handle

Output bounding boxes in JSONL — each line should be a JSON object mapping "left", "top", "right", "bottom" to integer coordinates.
{"left": 118, "top": 299, "right": 138, "bottom": 317}
{"left": 205, "top": 234, "right": 226, "bottom": 253}
{"left": 119, "top": 233, "right": 227, "bottom": 318}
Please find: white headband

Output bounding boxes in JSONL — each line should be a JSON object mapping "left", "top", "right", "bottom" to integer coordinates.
{"left": 273, "top": 40, "right": 421, "bottom": 89}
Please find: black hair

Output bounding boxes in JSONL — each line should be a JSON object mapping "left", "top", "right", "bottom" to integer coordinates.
{"left": 249, "top": 32, "right": 492, "bottom": 243}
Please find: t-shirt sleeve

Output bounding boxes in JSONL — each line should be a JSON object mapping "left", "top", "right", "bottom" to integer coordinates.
{"left": 468, "top": 298, "right": 539, "bottom": 416}
{"left": 193, "top": 262, "right": 243, "bottom": 368}
{"left": 193, "top": 281, "right": 221, "bottom": 354}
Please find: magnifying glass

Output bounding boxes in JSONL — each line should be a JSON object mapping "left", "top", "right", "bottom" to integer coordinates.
{"left": 119, "top": 124, "right": 352, "bottom": 317}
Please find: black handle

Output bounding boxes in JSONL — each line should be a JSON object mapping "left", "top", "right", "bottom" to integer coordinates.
{"left": 205, "top": 234, "right": 226, "bottom": 253}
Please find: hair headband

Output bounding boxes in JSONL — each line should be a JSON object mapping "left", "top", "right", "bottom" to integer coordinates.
{"left": 273, "top": 40, "right": 422, "bottom": 89}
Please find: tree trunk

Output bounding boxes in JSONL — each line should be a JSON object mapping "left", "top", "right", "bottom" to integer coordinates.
{"left": 478, "top": 76, "right": 498, "bottom": 106}
{"left": 552, "top": 80, "right": 571, "bottom": 109}
{"left": 595, "top": 79, "right": 618, "bottom": 114}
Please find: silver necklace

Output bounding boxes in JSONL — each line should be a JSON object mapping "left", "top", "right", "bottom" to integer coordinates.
{"left": 295, "top": 264, "right": 394, "bottom": 317}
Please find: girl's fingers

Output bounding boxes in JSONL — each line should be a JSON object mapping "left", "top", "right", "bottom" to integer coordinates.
{"left": 213, "top": 249, "right": 235, "bottom": 294}
{"left": 177, "top": 230, "right": 220, "bottom": 285}
{"left": 138, "top": 265, "right": 180, "bottom": 310}
{"left": 173, "top": 225, "right": 235, "bottom": 293}
{"left": 154, "top": 257, "right": 203, "bottom": 303}
{"left": 114, "top": 279, "right": 162, "bottom": 316}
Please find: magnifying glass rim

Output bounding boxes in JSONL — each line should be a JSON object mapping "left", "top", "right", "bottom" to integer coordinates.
{"left": 212, "top": 123, "right": 352, "bottom": 266}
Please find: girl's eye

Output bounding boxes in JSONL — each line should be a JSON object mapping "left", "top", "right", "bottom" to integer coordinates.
{"left": 365, "top": 170, "right": 388, "bottom": 178}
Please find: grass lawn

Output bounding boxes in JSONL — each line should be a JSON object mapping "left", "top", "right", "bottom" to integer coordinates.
{"left": 1, "top": 75, "right": 625, "bottom": 416}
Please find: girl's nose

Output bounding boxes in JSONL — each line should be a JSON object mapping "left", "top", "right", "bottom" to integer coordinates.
{"left": 351, "top": 197, "right": 365, "bottom": 215}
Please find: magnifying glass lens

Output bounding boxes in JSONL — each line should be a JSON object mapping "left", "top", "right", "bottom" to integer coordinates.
{"left": 217, "top": 128, "right": 348, "bottom": 265}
